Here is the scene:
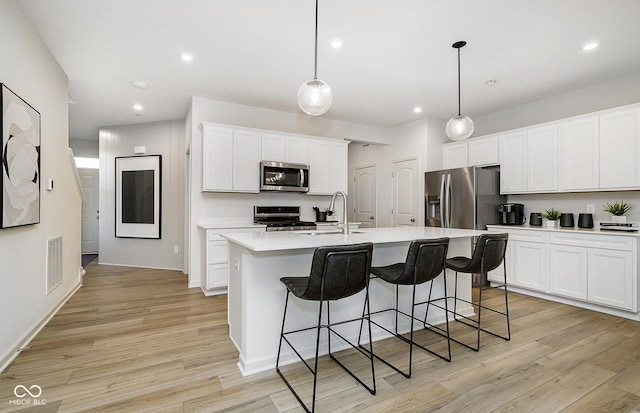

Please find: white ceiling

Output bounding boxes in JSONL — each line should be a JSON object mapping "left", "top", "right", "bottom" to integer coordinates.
{"left": 16, "top": 0, "right": 640, "bottom": 141}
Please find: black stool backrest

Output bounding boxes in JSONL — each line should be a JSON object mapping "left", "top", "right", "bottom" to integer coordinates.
{"left": 470, "top": 233, "right": 508, "bottom": 273}
{"left": 396, "top": 238, "right": 449, "bottom": 285}
{"left": 303, "top": 243, "right": 373, "bottom": 301}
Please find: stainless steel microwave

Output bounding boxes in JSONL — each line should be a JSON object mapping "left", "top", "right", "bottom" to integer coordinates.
{"left": 260, "top": 161, "right": 309, "bottom": 192}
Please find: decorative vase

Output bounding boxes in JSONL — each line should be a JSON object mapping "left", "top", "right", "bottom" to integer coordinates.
{"left": 611, "top": 215, "right": 627, "bottom": 223}
{"left": 546, "top": 219, "right": 558, "bottom": 227}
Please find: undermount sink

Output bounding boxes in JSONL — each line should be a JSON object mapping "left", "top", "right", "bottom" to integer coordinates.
{"left": 296, "top": 230, "right": 364, "bottom": 235}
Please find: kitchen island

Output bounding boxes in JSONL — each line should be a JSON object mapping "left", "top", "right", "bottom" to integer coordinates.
{"left": 221, "top": 226, "right": 486, "bottom": 376}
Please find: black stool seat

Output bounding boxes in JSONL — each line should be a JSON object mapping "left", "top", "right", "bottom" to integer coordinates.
{"left": 442, "top": 256, "right": 471, "bottom": 272}
{"left": 276, "top": 243, "right": 376, "bottom": 413}
{"left": 364, "top": 238, "right": 451, "bottom": 378}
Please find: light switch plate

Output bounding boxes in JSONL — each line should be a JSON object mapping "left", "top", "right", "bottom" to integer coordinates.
{"left": 586, "top": 204, "right": 595, "bottom": 213}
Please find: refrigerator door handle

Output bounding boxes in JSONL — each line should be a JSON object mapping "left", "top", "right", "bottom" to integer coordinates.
{"left": 445, "top": 173, "right": 452, "bottom": 228}
{"left": 439, "top": 175, "right": 446, "bottom": 226}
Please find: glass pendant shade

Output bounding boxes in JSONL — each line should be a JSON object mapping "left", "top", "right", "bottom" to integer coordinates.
{"left": 297, "top": 78, "right": 333, "bottom": 116}
{"left": 446, "top": 115, "right": 474, "bottom": 141}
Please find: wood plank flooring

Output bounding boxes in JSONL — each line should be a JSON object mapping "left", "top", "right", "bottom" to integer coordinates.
{"left": 1, "top": 262, "right": 640, "bottom": 412}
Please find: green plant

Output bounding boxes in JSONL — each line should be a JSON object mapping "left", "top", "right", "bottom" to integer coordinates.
{"left": 603, "top": 201, "right": 634, "bottom": 216}
{"left": 543, "top": 208, "right": 561, "bottom": 220}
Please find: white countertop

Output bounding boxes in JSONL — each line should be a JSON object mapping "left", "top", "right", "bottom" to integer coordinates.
{"left": 487, "top": 224, "right": 640, "bottom": 237}
{"left": 221, "top": 226, "right": 485, "bottom": 252}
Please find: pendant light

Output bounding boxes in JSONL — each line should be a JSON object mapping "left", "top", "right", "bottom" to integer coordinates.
{"left": 297, "top": 0, "right": 333, "bottom": 116}
{"left": 446, "top": 41, "right": 474, "bottom": 141}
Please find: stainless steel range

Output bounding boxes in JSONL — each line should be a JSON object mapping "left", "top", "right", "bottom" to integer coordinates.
{"left": 254, "top": 206, "right": 316, "bottom": 232}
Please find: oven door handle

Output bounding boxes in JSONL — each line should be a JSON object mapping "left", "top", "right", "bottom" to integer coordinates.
{"left": 300, "top": 169, "right": 305, "bottom": 187}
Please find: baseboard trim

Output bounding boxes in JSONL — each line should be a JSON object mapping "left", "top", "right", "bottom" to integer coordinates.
{"left": 0, "top": 277, "right": 83, "bottom": 373}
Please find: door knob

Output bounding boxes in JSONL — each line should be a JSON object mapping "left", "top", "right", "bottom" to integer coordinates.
{"left": 410, "top": 218, "right": 416, "bottom": 223}
{"left": 370, "top": 216, "right": 374, "bottom": 220}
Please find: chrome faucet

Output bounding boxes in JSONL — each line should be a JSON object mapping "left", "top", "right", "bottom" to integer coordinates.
{"left": 328, "top": 190, "right": 349, "bottom": 234}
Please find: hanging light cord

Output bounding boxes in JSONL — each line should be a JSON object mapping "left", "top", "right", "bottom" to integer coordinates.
{"left": 313, "top": 0, "right": 319, "bottom": 80}
{"left": 457, "top": 46, "right": 461, "bottom": 116}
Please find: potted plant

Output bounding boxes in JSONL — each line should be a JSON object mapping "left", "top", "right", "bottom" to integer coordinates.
{"left": 543, "top": 208, "right": 561, "bottom": 227}
{"left": 604, "top": 201, "right": 634, "bottom": 223}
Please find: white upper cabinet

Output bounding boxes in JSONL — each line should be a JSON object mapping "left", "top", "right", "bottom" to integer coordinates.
{"left": 559, "top": 116, "right": 599, "bottom": 191}
{"left": 527, "top": 125, "right": 558, "bottom": 192}
{"left": 202, "top": 124, "right": 260, "bottom": 193}
{"left": 468, "top": 136, "right": 499, "bottom": 166}
{"left": 442, "top": 141, "right": 468, "bottom": 169}
{"left": 599, "top": 108, "right": 640, "bottom": 189}
{"left": 261, "top": 133, "right": 285, "bottom": 161}
{"left": 284, "top": 136, "right": 309, "bottom": 165}
{"left": 308, "top": 140, "right": 348, "bottom": 195}
{"left": 233, "top": 130, "right": 261, "bottom": 192}
{"left": 202, "top": 126, "right": 234, "bottom": 191}
{"left": 499, "top": 130, "right": 528, "bottom": 193}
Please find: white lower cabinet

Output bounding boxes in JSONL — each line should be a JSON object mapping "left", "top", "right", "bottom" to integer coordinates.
{"left": 513, "top": 241, "right": 547, "bottom": 291}
{"left": 588, "top": 248, "right": 633, "bottom": 309}
{"left": 203, "top": 226, "right": 265, "bottom": 296}
{"left": 548, "top": 244, "right": 588, "bottom": 300}
{"left": 489, "top": 226, "right": 638, "bottom": 315}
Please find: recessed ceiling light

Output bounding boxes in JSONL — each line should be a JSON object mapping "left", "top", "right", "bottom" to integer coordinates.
{"left": 132, "top": 103, "right": 144, "bottom": 112}
{"left": 583, "top": 42, "right": 599, "bottom": 51}
{"left": 180, "top": 53, "right": 193, "bottom": 61}
{"left": 413, "top": 106, "right": 423, "bottom": 114}
{"left": 132, "top": 81, "right": 149, "bottom": 89}
{"left": 330, "top": 39, "right": 344, "bottom": 48}
{"left": 486, "top": 79, "right": 498, "bottom": 86}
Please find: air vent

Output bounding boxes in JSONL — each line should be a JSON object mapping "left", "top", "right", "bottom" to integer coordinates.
{"left": 47, "top": 236, "right": 63, "bottom": 294}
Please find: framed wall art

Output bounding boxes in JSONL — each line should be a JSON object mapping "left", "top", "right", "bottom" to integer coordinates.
{"left": 115, "top": 155, "right": 161, "bottom": 239}
{"left": 1, "top": 83, "right": 41, "bottom": 229}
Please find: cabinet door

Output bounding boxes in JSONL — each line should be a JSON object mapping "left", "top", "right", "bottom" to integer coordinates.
{"left": 600, "top": 108, "right": 640, "bottom": 189}
{"left": 308, "top": 140, "right": 330, "bottom": 194}
{"left": 499, "top": 131, "right": 527, "bottom": 193}
{"left": 487, "top": 242, "right": 514, "bottom": 285}
{"left": 468, "top": 136, "right": 499, "bottom": 166}
{"left": 285, "top": 136, "right": 309, "bottom": 164}
{"left": 233, "top": 130, "right": 261, "bottom": 192}
{"left": 513, "top": 241, "right": 546, "bottom": 291}
{"left": 588, "top": 249, "right": 633, "bottom": 310}
{"left": 207, "top": 240, "right": 228, "bottom": 265}
{"left": 207, "top": 263, "right": 228, "bottom": 289}
{"left": 548, "top": 245, "right": 588, "bottom": 300}
{"left": 559, "top": 116, "right": 599, "bottom": 191}
{"left": 329, "top": 141, "right": 348, "bottom": 193}
{"left": 527, "top": 125, "right": 558, "bottom": 192}
{"left": 262, "top": 133, "right": 285, "bottom": 161}
{"left": 202, "top": 126, "right": 233, "bottom": 191}
{"left": 442, "top": 142, "right": 468, "bottom": 169}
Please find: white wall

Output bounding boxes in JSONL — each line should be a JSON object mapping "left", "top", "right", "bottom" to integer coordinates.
{"left": 348, "top": 118, "right": 447, "bottom": 227}
{"left": 69, "top": 138, "right": 98, "bottom": 158}
{"left": 0, "top": 1, "right": 82, "bottom": 370}
{"left": 187, "top": 97, "right": 391, "bottom": 288}
{"left": 473, "top": 72, "right": 640, "bottom": 136}
{"left": 99, "top": 120, "right": 185, "bottom": 270}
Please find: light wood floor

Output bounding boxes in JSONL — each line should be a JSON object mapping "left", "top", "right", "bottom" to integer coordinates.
{"left": 1, "top": 262, "right": 640, "bottom": 412}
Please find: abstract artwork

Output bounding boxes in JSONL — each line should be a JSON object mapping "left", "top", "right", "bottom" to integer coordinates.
{"left": 115, "top": 155, "right": 161, "bottom": 238}
{"left": 1, "top": 84, "right": 40, "bottom": 229}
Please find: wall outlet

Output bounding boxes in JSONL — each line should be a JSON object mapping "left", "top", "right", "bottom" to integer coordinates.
{"left": 173, "top": 246, "right": 179, "bottom": 254}
{"left": 586, "top": 204, "right": 595, "bottom": 213}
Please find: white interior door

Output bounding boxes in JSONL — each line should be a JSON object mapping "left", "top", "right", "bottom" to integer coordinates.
{"left": 354, "top": 165, "right": 376, "bottom": 228}
{"left": 392, "top": 158, "right": 419, "bottom": 227}
{"left": 80, "top": 168, "right": 99, "bottom": 254}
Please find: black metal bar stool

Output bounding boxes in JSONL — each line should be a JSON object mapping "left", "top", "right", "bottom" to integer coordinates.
{"left": 439, "top": 233, "right": 510, "bottom": 351}
{"left": 362, "top": 238, "right": 451, "bottom": 378}
{"left": 275, "top": 243, "right": 375, "bottom": 413}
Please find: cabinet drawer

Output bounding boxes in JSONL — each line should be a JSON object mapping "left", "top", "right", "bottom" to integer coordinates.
{"left": 549, "top": 232, "right": 633, "bottom": 251}
{"left": 207, "top": 241, "right": 228, "bottom": 263}
{"left": 207, "top": 226, "right": 265, "bottom": 241}
{"left": 492, "top": 229, "right": 547, "bottom": 243}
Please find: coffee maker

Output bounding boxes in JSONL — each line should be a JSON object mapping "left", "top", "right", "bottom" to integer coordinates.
{"left": 498, "top": 203, "right": 525, "bottom": 225}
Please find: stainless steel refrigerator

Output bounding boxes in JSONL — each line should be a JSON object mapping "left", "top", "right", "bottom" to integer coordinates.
{"left": 425, "top": 166, "right": 506, "bottom": 230}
